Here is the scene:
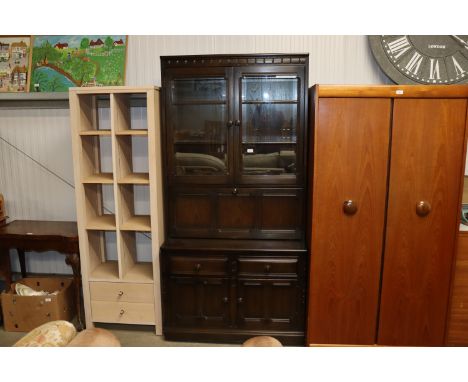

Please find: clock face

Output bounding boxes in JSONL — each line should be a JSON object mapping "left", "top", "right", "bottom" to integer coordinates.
{"left": 369, "top": 35, "right": 468, "bottom": 84}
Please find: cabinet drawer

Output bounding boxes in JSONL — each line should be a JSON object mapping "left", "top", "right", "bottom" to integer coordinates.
{"left": 91, "top": 301, "right": 155, "bottom": 324}
{"left": 89, "top": 282, "right": 154, "bottom": 303}
{"left": 238, "top": 257, "right": 298, "bottom": 277}
{"left": 169, "top": 256, "right": 228, "bottom": 276}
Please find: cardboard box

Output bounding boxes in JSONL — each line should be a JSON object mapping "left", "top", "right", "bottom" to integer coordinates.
{"left": 1, "top": 277, "right": 75, "bottom": 332}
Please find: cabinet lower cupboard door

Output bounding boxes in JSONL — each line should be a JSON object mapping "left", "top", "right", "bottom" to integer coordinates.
{"left": 237, "top": 278, "right": 303, "bottom": 331}
{"left": 307, "top": 98, "right": 391, "bottom": 345}
{"left": 165, "top": 277, "right": 231, "bottom": 328}
{"left": 378, "top": 99, "right": 468, "bottom": 346}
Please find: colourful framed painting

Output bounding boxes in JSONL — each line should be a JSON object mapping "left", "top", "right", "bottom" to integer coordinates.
{"left": 0, "top": 36, "right": 32, "bottom": 92}
{"left": 30, "top": 35, "right": 127, "bottom": 92}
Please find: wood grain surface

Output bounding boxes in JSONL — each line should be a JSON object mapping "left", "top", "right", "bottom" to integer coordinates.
{"left": 307, "top": 98, "right": 391, "bottom": 345}
{"left": 447, "top": 233, "right": 468, "bottom": 345}
{"left": 378, "top": 98, "right": 467, "bottom": 346}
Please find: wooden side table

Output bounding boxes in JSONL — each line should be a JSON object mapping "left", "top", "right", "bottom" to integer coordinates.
{"left": 0, "top": 220, "right": 83, "bottom": 330}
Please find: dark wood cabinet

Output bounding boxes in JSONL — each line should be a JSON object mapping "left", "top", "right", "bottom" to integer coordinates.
{"left": 160, "top": 55, "right": 308, "bottom": 345}
{"left": 160, "top": 241, "right": 307, "bottom": 345}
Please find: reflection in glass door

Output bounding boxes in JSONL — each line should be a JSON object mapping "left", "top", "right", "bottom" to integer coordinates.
{"left": 170, "top": 77, "right": 229, "bottom": 176}
{"left": 240, "top": 75, "right": 299, "bottom": 176}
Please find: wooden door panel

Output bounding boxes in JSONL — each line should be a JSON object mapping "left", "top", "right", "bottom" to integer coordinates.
{"left": 237, "top": 278, "right": 301, "bottom": 331}
{"left": 447, "top": 233, "right": 468, "bottom": 345}
{"left": 378, "top": 99, "right": 467, "bottom": 346}
{"left": 166, "top": 276, "right": 230, "bottom": 328}
{"left": 308, "top": 98, "right": 391, "bottom": 345}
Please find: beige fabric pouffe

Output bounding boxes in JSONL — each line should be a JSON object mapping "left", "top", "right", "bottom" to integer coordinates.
{"left": 67, "top": 328, "right": 120, "bottom": 347}
{"left": 242, "top": 336, "right": 283, "bottom": 347}
{"left": 13, "top": 320, "right": 76, "bottom": 347}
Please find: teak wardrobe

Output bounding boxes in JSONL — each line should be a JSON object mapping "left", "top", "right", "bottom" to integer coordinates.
{"left": 307, "top": 85, "right": 468, "bottom": 346}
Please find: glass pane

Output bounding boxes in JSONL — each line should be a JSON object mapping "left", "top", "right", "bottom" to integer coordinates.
{"left": 175, "top": 144, "right": 227, "bottom": 176}
{"left": 242, "top": 144, "right": 296, "bottom": 176}
{"left": 172, "top": 78, "right": 226, "bottom": 102}
{"left": 172, "top": 104, "right": 227, "bottom": 143}
{"left": 242, "top": 76, "right": 298, "bottom": 102}
{"left": 242, "top": 104, "right": 297, "bottom": 143}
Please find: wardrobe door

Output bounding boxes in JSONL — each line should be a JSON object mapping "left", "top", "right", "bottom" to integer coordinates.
{"left": 378, "top": 99, "right": 467, "bottom": 346}
{"left": 307, "top": 98, "right": 391, "bottom": 345}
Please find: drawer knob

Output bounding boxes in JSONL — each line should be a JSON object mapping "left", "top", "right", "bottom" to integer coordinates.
{"left": 223, "top": 297, "right": 228, "bottom": 303}
{"left": 237, "top": 297, "right": 243, "bottom": 304}
{"left": 416, "top": 200, "right": 431, "bottom": 217}
{"left": 195, "top": 263, "right": 201, "bottom": 272}
{"left": 118, "top": 291, "right": 124, "bottom": 297}
{"left": 264, "top": 264, "right": 271, "bottom": 273}
{"left": 232, "top": 188, "right": 238, "bottom": 195}
{"left": 343, "top": 200, "right": 358, "bottom": 215}
{"left": 119, "top": 309, "right": 125, "bottom": 316}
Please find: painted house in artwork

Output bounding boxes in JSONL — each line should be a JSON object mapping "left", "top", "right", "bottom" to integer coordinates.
{"left": 89, "top": 39, "right": 104, "bottom": 49}
{"left": 11, "top": 41, "right": 28, "bottom": 59}
{"left": 0, "top": 42, "right": 10, "bottom": 62}
{"left": 10, "top": 66, "right": 27, "bottom": 89}
{"left": 54, "top": 42, "right": 69, "bottom": 50}
{"left": 0, "top": 70, "right": 10, "bottom": 88}
{"left": 113, "top": 39, "right": 124, "bottom": 46}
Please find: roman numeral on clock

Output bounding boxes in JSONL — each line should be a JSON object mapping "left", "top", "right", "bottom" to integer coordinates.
{"left": 405, "top": 52, "right": 423, "bottom": 75}
{"left": 429, "top": 59, "right": 441, "bottom": 80}
{"left": 387, "top": 36, "right": 411, "bottom": 59}
{"left": 452, "top": 56, "right": 466, "bottom": 76}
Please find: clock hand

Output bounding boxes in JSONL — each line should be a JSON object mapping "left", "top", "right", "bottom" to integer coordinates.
{"left": 451, "top": 35, "right": 468, "bottom": 49}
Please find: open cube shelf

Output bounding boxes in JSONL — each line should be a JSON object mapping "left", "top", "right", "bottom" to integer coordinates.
{"left": 87, "top": 230, "right": 119, "bottom": 281}
{"left": 70, "top": 87, "right": 164, "bottom": 334}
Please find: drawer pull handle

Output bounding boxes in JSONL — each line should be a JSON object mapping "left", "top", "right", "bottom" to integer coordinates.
{"left": 118, "top": 291, "right": 124, "bottom": 296}
{"left": 195, "top": 263, "right": 201, "bottom": 272}
{"left": 264, "top": 265, "right": 271, "bottom": 273}
{"left": 119, "top": 309, "right": 125, "bottom": 316}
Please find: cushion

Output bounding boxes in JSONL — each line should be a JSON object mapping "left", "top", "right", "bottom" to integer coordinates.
{"left": 242, "top": 336, "right": 283, "bottom": 347}
{"left": 13, "top": 320, "right": 76, "bottom": 347}
{"left": 67, "top": 328, "right": 121, "bottom": 347}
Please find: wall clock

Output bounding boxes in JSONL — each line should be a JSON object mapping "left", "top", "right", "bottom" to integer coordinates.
{"left": 369, "top": 35, "right": 468, "bottom": 84}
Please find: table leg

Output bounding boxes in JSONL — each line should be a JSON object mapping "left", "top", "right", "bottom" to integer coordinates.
{"left": 0, "top": 249, "right": 12, "bottom": 291}
{"left": 65, "top": 253, "right": 83, "bottom": 331}
{"left": 17, "top": 249, "right": 27, "bottom": 278}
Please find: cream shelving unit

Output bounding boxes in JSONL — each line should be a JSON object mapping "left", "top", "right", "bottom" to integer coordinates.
{"left": 69, "top": 87, "right": 164, "bottom": 334}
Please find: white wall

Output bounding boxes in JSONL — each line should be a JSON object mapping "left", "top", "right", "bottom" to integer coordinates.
{"left": 0, "top": 35, "right": 389, "bottom": 275}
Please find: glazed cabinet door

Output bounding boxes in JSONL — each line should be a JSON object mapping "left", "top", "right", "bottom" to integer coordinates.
{"left": 162, "top": 67, "right": 234, "bottom": 185}
{"left": 378, "top": 99, "right": 468, "bottom": 346}
{"left": 233, "top": 65, "right": 306, "bottom": 186}
{"left": 164, "top": 276, "right": 231, "bottom": 328}
{"left": 307, "top": 98, "right": 391, "bottom": 345}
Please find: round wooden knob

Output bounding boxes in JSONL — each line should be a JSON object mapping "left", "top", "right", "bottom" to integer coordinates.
{"left": 118, "top": 291, "right": 124, "bottom": 296}
{"left": 237, "top": 297, "right": 243, "bottom": 304}
{"left": 119, "top": 309, "right": 125, "bottom": 316}
{"left": 416, "top": 201, "right": 431, "bottom": 217}
{"left": 343, "top": 200, "right": 358, "bottom": 215}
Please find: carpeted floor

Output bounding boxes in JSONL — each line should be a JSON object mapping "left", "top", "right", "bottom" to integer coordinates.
{"left": 0, "top": 322, "right": 235, "bottom": 347}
